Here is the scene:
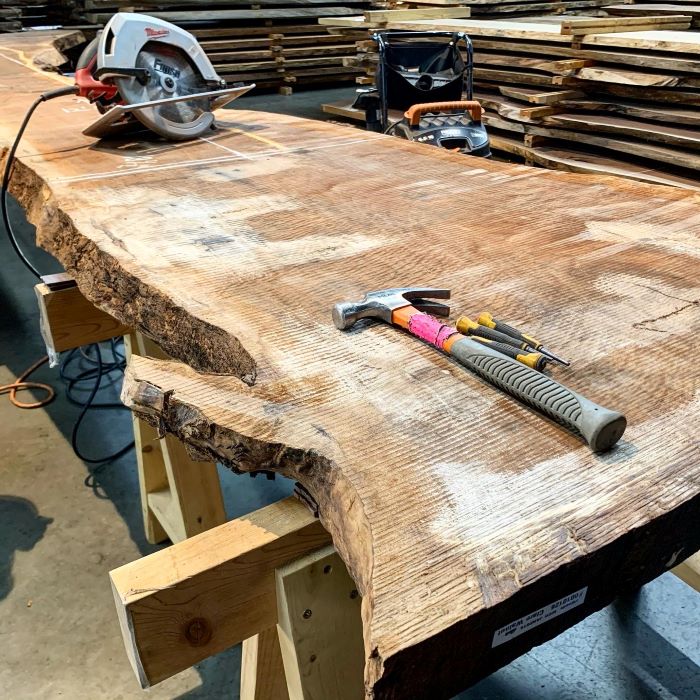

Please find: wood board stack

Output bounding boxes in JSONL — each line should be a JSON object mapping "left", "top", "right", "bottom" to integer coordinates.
{"left": 0, "top": 1, "right": 51, "bottom": 31}
{"left": 322, "top": 16, "right": 700, "bottom": 188}
{"left": 355, "top": 0, "right": 634, "bottom": 20}
{"left": 605, "top": 1, "right": 700, "bottom": 29}
{"left": 56, "top": 0, "right": 372, "bottom": 90}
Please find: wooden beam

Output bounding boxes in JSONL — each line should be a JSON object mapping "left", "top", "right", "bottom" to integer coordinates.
{"left": 35, "top": 275, "right": 130, "bottom": 354}
{"left": 109, "top": 497, "right": 331, "bottom": 688}
{"left": 276, "top": 546, "right": 364, "bottom": 700}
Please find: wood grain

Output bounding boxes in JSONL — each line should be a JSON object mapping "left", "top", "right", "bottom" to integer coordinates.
{"left": 34, "top": 282, "right": 130, "bottom": 353}
{"left": 4, "top": 30, "right": 700, "bottom": 700}
{"left": 110, "top": 496, "right": 330, "bottom": 687}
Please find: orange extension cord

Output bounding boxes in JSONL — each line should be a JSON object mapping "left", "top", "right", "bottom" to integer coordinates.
{"left": 0, "top": 356, "right": 55, "bottom": 409}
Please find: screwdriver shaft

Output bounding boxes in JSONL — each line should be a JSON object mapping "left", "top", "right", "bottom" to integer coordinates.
{"left": 477, "top": 312, "right": 570, "bottom": 367}
{"left": 470, "top": 336, "right": 547, "bottom": 371}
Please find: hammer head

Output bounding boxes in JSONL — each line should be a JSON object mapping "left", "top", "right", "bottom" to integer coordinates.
{"left": 333, "top": 287, "right": 450, "bottom": 330}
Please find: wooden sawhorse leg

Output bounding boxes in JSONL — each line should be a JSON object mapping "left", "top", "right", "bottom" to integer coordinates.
{"left": 124, "top": 332, "right": 226, "bottom": 544}
{"left": 275, "top": 546, "right": 364, "bottom": 700}
{"left": 34, "top": 279, "right": 364, "bottom": 696}
{"left": 241, "top": 627, "right": 290, "bottom": 700}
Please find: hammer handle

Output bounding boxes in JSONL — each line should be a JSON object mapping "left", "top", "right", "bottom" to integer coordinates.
{"left": 391, "top": 308, "right": 625, "bottom": 451}
{"left": 448, "top": 336, "right": 625, "bottom": 451}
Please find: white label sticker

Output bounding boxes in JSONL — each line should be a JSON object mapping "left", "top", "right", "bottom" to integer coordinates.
{"left": 492, "top": 587, "right": 587, "bottom": 648}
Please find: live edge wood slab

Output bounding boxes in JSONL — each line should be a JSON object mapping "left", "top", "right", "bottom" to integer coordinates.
{"left": 3, "top": 30, "right": 700, "bottom": 700}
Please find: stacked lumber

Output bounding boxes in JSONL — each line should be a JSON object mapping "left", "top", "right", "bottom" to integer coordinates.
{"left": 55, "top": 0, "right": 372, "bottom": 90}
{"left": 323, "top": 16, "right": 700, "bottom": 188}
{"left": 364, "top": 0, "right": 630, "bottom": 20}
{"left": 605, "top": 1, "right": 700, "bottom": 29}
{"left": 0, "top": 1, "right": 51, "bottom": 31}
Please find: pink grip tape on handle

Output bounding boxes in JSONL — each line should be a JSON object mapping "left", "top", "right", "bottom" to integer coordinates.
{"left": 408, "top": 313, "right": 458, "bottom": 350}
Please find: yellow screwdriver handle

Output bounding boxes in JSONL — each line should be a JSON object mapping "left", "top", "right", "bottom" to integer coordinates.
{"left": 477, "top": 312, "right": 542, "bottom": 349}
{"left": 470, "top": 336, "right": 546, "bottom": 371}
{"left": 456, "top": 316, "right": 532, "bottom": 351}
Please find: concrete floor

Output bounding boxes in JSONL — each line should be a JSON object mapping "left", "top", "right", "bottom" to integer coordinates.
{"left": 0, "top": 86, "right": 698, "bottom": 700}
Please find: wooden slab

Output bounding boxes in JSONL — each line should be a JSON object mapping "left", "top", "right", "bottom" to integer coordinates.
{"left": 542, "top": 112, "right": 700, "bottom": 150}
{"left": 558, "top": 97, "right": 700, "bottom": 126}
{"left": 490, "top": 134, "right": 700, "bottom": 189}
{"left": 3, "top": 31, "right": 700, "bottom": 700}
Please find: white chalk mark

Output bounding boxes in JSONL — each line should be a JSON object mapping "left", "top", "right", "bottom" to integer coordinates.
{"left": 49, "top": 137, "right": 376, "bottom": 185}
{"left": 198, "top": 136, "right": 253, "bottom": 160}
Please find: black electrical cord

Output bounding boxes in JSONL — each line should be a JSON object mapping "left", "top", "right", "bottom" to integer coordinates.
{"left": 2, "top": 85, "right": 134, "bottom": 468}
{"left": 1, "top": 85, "right": 77, "bottom": 279}
{"left": 60, "top": 340, "right": 135, "bottom": 465}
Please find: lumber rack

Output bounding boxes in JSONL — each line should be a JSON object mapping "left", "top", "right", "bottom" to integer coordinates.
{"left": 35, "top": 275, "right": 700, "bottom": 698}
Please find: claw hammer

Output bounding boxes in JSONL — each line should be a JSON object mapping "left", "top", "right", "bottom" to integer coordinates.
{"left": 333, "top": 287, "right": 626, "bottom": 451}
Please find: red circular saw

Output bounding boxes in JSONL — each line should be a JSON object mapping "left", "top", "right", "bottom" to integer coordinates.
{"left": 74, "top": 12, "right": 254, "bottom": 140}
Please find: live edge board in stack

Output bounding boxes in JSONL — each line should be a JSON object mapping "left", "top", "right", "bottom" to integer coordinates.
{"left": 58, "top": 0, "right": 373, "bottom": 90}
{"left": 0, "top": 1, "right": 53, "bottom": 31}
{"left": 322, "top": 14, "right": 700, "bottom": 189}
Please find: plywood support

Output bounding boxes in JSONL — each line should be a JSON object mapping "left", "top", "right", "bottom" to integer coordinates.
{"left": 276, "top": 546, "right": 364, "bottom": 700}
{"left": 109, "top": 497, "right": 331, "bottom": 687}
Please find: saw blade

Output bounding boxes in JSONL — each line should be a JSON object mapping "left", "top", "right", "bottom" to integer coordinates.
{"left": 113, "top": 43, "right": 216, "bottom": 140}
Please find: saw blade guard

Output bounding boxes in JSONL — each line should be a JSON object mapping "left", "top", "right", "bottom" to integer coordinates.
{"left": 95, "top": 13, "right": 232, "bottom": 140}
{"left": 97, "top": 12, "right": 222, "bottom": 84}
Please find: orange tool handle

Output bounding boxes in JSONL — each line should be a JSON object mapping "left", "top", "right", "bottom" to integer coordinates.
{"left": 404, "top": 101, "right": 482, "bottom": 126}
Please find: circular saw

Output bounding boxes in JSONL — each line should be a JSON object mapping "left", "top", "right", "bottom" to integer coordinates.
{"left": 75, "top": 13, "right": 254, "bottom": 140}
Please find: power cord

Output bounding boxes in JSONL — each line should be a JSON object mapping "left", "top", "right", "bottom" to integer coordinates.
{"left": 0, "top": 356, "right": 55, "bottom": 408}
{"left": 1, "top": 85, "right": 78, "bottom": 279}
{"left": 59, "top": 339, "right": 135, "bottom": 465}
{"left": 2, "top": 85, "right": 133, "bottom": 472}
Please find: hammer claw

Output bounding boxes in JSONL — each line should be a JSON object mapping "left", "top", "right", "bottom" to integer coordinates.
{"left": 410, "top": 299, "right": 451, "bottom": 317}
{"left": 332, "top": 286, "right": 451, "bottom": 330}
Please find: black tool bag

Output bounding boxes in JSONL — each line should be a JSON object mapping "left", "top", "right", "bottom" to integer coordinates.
{"left": 380, "top": 36, "right": 465, "bottom": 112}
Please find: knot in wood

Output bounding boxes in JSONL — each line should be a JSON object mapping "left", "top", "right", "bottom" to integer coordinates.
{"left": 184, "top": 617, "right": 212, "bottom": 647}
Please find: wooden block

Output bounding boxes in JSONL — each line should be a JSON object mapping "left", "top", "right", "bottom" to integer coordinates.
{"left": 322, "top": 100, "right": 368, "bottom": 121}
{"left": 241, "top": 627, "right": 290, "bottom": 700}
{"left": 276, "top": 546, "right": 364, "bottom": 700}
{"left": 110, "top": 497, "right": 330, "bottom": 687}
{"left": 673, "top": 551, "right": 700, "bottom": 591}
{"left": 34, "top": 281, "right": 130, "bottom": 354}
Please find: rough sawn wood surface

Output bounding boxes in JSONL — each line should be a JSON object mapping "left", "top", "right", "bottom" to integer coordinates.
{"left": 2, "top": 30, "right": 700, "bottom": 700}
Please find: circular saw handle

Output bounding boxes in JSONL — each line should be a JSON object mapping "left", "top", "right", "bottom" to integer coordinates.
{"left": 404, "top": 101, "right": 482, "bottom": 126}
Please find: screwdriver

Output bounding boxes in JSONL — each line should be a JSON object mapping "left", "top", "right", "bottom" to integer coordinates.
{"left": 467, "top": 335, "right": 548, "bottom": 371}
{"left": 456, "top": 316, "right": 536, "bottom": 353}
{"left": 477, "top": 312, "right": 570, "bottom": 367}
